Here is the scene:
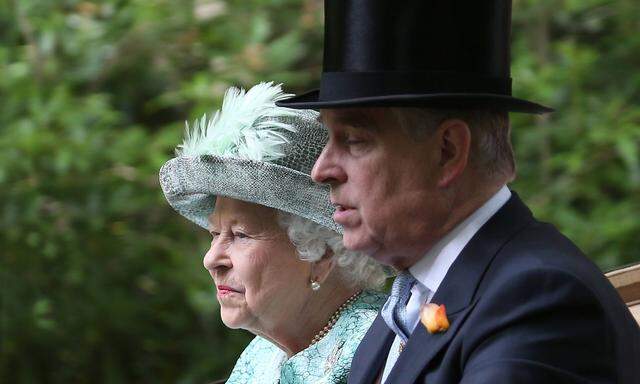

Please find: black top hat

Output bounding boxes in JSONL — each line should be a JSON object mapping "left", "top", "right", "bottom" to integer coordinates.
{"left": 277, "top": 0, "right": 552, "bottom": 114}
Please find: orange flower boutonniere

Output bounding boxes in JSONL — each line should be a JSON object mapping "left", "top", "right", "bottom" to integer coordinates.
{"left": 420, "top": 303, "right": 450, "bottom": 334}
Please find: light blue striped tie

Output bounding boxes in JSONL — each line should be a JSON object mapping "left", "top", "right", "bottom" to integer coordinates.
{"left": 381, "top": 271, "right": 417, "bottom": 343}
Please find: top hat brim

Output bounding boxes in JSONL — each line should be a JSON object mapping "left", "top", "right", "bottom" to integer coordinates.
{"left": 277, "top": 90, "right": 554, "bottom": 114}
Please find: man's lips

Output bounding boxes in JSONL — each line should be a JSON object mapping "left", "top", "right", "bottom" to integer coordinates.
{"left": 332, "top": 200, "right": 355, "bottom": 211}
{"left": 332, "top": 203, "right": 357, "bottom": 225}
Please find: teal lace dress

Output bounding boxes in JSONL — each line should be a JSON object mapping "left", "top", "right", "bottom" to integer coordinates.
{"left": 226, "top": 290, "right": 387, "bottom": 384}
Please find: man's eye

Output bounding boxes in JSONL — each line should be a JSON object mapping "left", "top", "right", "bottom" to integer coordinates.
{"left": 345, "top": 137, "right": 366, "bottom": 145}
{"left": 210, "top": 231, "right": 220, "bottom": 238}
{"left": 234, "top": 231, "right": 249, "bottom": 239}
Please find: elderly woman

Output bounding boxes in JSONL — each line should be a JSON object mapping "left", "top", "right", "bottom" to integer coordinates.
{"left": 159, "top": 83, "right": 387, "bottom": 383}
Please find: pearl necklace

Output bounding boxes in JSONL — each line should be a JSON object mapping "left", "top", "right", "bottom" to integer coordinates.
{"left": 309, "top": 290, "right": 362, "bottom": 347}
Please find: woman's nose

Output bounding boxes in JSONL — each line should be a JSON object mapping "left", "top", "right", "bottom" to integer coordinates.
{"left": 203, "top": 239, "right": 231, "bottom": 271}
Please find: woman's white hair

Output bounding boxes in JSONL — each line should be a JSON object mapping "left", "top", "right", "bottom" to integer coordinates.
{"left": 277, "top": 211, "right": 387, "bottom": 289}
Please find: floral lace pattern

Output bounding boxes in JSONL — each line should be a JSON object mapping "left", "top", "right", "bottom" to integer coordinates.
{"left": 226, "top": 290, "right": 387, "bottom": 384}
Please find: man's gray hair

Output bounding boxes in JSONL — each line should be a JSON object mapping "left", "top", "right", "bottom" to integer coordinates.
{"left": 277, "top": 212, "right": 387, "bottom": 289}
{"left": 390, "top": 108, "right": 515, "bottom": 181}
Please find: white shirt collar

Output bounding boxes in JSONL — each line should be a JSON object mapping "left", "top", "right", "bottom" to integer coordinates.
{"left": 409, "top": 185, "right": 512, "bottom": 295}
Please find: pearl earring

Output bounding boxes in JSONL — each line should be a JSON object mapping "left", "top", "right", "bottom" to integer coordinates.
{"left": 310, "top": 279, "right": 321, "bottom": 291}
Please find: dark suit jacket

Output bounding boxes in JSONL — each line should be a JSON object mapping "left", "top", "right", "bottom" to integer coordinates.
{"left": 348, "top": 193, "right": 640, "bottom": 384}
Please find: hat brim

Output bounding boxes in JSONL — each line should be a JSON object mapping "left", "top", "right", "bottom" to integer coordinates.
{"left": 159, "top": 155, "right": 340, "bottom": 233}
{"left": 276, "top": 90, "right": 554, "bottom": 114}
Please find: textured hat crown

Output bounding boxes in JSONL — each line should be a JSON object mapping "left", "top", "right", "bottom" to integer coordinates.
{"left": 160, "top": 82, "right": 337, "bottom": 232}
{"left": 271, "top": 113, "right": 327, "bottom": 174}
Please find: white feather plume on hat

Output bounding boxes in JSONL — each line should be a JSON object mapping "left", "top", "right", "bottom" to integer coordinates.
{"left": 176, "top": 82, "right": 303, "bottom": 161}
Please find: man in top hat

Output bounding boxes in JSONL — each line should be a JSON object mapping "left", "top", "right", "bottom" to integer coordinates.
{"left": 278, "top": 0, "right": 640, "bottom": 383}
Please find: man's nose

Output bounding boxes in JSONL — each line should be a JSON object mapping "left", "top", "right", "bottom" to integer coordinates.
{"left": 311, "top": 145, "right": 347, "bottom": 185}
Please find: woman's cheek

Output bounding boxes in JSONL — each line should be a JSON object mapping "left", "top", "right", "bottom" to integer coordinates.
{"left": 243, "top": 269, "right": 270, "bottom": 312}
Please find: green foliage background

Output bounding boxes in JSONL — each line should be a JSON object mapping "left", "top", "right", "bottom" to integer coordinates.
{"left": 1, "top": 0, "right": 638, "bottom": 382}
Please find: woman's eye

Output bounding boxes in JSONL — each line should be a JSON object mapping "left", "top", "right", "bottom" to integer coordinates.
{"left": 233, "top": 231, "right": 249, "bottom": 239}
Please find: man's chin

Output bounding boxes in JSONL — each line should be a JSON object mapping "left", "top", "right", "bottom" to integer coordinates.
{"left": 343, "top": 232, "right": 410, "bottom": 268}
{"left": 342, "top": 231, "right": 388, "bottom": 260}
{"left": 342, "top": 230, "right": 370, "bottom": 251}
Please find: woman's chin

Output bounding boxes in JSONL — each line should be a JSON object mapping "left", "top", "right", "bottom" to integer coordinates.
{"left": 220, "top": 310, "right": 246, "bottom": 329}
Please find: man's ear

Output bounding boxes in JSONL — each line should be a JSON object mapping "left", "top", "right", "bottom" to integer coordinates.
{"left": 436, "top": 118, "right": 471, "bottom": 188}
{"left": 310, "top": 248, "right": 336, "bottom": 284}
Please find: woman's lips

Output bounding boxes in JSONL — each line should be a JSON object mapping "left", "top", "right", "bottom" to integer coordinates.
{"left": 216, "top": 285, "right": 242, "bottom": 296}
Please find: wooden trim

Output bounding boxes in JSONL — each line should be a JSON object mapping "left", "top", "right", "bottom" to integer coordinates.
{"left": 628, "top": 301, "right": 640, "bottom": 326}
{"left": 606, "top": 263, "right": 640, "bottom": 304}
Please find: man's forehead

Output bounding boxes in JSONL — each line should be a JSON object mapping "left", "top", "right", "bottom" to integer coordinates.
{"left": 319, "top": 108, "right": 388, "bottom": 131}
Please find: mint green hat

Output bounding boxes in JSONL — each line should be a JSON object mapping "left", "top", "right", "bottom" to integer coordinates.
{"left": 159, "top": 82, "right": 339, "bottom": 232}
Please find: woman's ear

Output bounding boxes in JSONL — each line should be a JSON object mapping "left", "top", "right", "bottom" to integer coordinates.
{"left": 310, "top": 248, "right": 336, "bottom": 284}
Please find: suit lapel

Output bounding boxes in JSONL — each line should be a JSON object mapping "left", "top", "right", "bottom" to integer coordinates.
{"left": 385, "top": 192, "right": 535, "bottom": 383}
{"left": 348, "top": 315, "right": 395, "bottom": 384}
{"left": 431, "top": 192, "right": 534, "bottom": 313}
